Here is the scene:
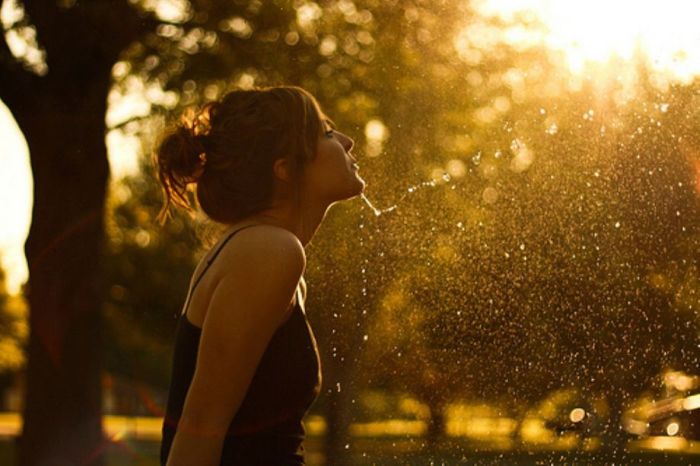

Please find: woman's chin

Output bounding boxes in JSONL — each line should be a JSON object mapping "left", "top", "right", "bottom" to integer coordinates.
{"left": 333, "top": 179, "right": 366, "bottom": 202}
{"left": 352, "top": 177, "right": 366, "bottom": 197}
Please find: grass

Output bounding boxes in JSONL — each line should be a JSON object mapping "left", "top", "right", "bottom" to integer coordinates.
{"left": 0, "top": 412, "right": 697, "bottom": 464}
{"left": 1, "top": 436, "right": 698, "bottom": 465}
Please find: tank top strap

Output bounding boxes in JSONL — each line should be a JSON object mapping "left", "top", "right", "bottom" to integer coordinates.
{"left": 181, "top": 224, "right": 260, "bottom": 314}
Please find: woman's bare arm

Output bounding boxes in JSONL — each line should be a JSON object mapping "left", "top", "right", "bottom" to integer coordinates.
{"left": 166, "top": 226, "right": 305, "bottom": 466}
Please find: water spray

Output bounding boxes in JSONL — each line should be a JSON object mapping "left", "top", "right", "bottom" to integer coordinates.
{"left": 359, "top": 173, "right": 453, "bottom": 217}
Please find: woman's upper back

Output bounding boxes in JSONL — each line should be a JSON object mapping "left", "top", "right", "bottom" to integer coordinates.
{"left": 160, "top": 224, "right": 321, "bottom": 464}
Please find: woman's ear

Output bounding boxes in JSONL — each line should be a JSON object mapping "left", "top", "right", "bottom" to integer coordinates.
{"left": 273, "top": 158, "right": 290, "bottom": 182}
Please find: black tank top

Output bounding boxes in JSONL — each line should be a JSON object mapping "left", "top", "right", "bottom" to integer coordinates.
{"left": 160, "top": 226, "right": 322, "bottom": 465}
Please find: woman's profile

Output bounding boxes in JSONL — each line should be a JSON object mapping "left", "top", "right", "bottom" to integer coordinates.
{"left": 155, "top": 86, "right": 365, "bottom": 465}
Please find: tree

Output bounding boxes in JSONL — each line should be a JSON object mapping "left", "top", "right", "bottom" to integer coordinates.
{"left": 0, "top": 1, "right": 158, "bottom": 464}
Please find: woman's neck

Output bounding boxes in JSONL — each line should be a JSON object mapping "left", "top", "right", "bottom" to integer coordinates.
{"left": 239, "top": 199, "right": 330, "bottom": 247}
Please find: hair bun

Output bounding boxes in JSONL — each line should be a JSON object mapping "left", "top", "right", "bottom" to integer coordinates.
{"left": 170, "top": 125, "right": 207, "bottom": 182}
{"left": 153, "top": 122, "right": 209, "bottom": 223}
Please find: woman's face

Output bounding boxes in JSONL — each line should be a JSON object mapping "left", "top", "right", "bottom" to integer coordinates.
{"left": 301, "top": 120, "right": 365, "bottom": 204}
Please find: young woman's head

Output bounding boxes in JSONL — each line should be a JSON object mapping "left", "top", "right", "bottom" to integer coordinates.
{"left": 155, "top": 86, "right": 364, "bottom": 225}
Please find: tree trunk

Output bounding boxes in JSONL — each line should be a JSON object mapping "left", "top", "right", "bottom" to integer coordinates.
{"left": 425, "top": 401, "right": 445, "bottom": 446}
{"left": 596, "top": 394, "right": 629, "bottom": 462}
{"left": 13, "top": 81, "right": 110, "bottom": 466}
{"left": 424, "top": 388, "right": 445, "bottom": 447}
{"left": 0, "top": 2, "right": 152, "bottom": 463}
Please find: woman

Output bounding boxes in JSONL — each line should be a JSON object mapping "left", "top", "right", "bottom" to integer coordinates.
{"left": 156, "top": 86, "right": 365, "bottom": 465}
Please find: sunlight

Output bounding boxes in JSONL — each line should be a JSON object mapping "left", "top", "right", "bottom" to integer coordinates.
{"left": 296, "top": 2, "right": 323, "bottom": 30}
{"left": 136, "top": 0, "right": 190, "bottom": 23}
{"left": 0, "top": 101, "right": 31, "bottom": 296}
{"left": 1, "top": 0, "right": 47, "bottom": 75}
{"left": 474, "top": 0, "right": 700, "bottom": 83}
{"left": 364, "top": 119, "right": 388, "bottom": 158}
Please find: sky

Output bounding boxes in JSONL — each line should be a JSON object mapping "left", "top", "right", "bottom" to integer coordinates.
{"left": 0, "top": 99, "right": 31, "bottom": 296}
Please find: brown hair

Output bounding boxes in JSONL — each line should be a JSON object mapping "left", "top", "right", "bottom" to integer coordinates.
{"left": 154, "top": 86, "right": 326, "bottom": 225}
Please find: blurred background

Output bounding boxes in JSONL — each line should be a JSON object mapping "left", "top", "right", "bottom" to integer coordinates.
{"left": 1, "top": 0, "right": 699, "bottom": 464}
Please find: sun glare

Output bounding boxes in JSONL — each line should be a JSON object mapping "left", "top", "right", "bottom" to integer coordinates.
{"left": 0, "top": 101, "right": 31, "bottom": 296}
{"left": 475, "top": 0, "right": 700, "bottom": 83}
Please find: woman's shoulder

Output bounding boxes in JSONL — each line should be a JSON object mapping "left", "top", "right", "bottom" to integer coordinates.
{"left": 214, "top": 224, "right": 306, "bottom": 275}
{"left": 184, "top": 225, "right": 303, "bottom": 325}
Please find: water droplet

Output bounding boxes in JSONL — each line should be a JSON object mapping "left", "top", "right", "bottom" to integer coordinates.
{"left": 471, "top": 151, "right": 482, "bottom": 165}
{"left": 510, "top": 138, "right": 523, "bottom": 153}
{"left": 363, "top": 334, "right": 368, "bottom": 341}
{"left": 660, "top": 102, "right": 670, "bottom": 112}
{"left": 442, "top": 173, "right": 451, "bottom": 182}
{"left": 482, "top": 187, "right": 499, "bottom": 204}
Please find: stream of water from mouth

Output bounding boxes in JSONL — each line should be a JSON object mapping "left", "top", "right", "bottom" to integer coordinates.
{"left": 359, "top": 173, "right": 453, "bottom": 216}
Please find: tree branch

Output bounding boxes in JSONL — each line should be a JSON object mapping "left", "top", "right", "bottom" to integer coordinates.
{"left": 0, "top": 12, "right": 40, "bottom": 112}
{"left": 20, "top": 0, "right": 160, "bottom": 78}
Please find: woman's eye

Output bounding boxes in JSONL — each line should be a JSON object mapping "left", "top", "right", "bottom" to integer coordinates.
{"left": 324, "top": 129, "right": 334, "bottom": 138}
